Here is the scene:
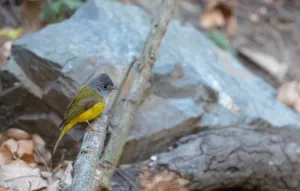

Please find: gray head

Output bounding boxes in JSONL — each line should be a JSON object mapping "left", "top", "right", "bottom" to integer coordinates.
{"left": 89, "top": 73, "right": 116, "bottom": 96}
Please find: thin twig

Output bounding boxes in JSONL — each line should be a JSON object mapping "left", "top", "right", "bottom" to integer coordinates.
{"left": 4, "top": 144, "right": 18, "bottom": 160}
{"left": 98, "top": 0, "right": 177, "bottom": 189}
{"left": 70, "top": 115, "right": 109, "bottom": 191}
{"left": 33, "top": 148, "right": 50, "bottom": 172}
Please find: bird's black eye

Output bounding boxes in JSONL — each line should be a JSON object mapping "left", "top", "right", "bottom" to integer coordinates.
{"left": 102, "top": 84, "right": 108, "bottom": 89}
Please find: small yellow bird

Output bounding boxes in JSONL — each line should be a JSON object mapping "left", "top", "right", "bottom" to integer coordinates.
{"left": 53, "top": 73, "right": 116, "bottom": 154}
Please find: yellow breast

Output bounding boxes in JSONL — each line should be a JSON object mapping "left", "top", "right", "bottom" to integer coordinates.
{"left": 72, "top": 102, "right": 105, "bottom": 123}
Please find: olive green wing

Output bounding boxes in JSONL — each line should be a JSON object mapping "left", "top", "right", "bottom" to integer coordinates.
{"left": 58, "top": 86, "right": 102, "bottom": 130}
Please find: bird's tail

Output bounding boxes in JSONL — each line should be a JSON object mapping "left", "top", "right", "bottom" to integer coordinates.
{"left": 53, "top": 121, "right": 75, "bottom": 154}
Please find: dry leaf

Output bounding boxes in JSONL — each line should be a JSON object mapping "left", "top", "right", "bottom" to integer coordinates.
{"left": 276, "top": 81, "right": 300, "bottom": 114}
{"left": 200, "top": 5, "right": 225, "bottom": 29}
{"left": 239, "top": 47, "right": 288, "bottom": 82}
{"left": 32, "top": 134, "right": 45, "bottom": 152}
{"left": 277, "top": 81, "right": 299, "bottom": 108}
{"left": 20, "top": 153, "right": 35, "bottom": 164}
{"left": 6, "top": 129, "right": 30, "bottom": 140}
{"left": 200, "top": 1, "right": 238, "bottom": 36}
{"left": 0, "top": 160, "right": 47, "bottom": 191}
{"left": 0, "top": 147, "right": 13, "bottom": 165}
{"left": 0, "top": 187, "right": 19, "bottom": 191}
{"left": 31, "top": 134, "right": 51, "bottom": 164}
{"left": 34, "top": 149, "right": 51, "bottom": 166}
{"left": 59, "top": 162, "right": 73, "bottom": 191}
{"left": 2, "top": 139, "right": 18, "bottom": 154}
{"left": 47, "top": 180, "right": 59, "bottom": 191}
{"left": 16, "top": 140, "right": 33, "bottom": 158}
{"left": 293, "top": 98, "right": 300, "bottom": 114}
{"left": 249, "top": 12, "right": 259, "bottom": 23}
{"left": 140, "top": 170, "right": 189, "bottom": 191}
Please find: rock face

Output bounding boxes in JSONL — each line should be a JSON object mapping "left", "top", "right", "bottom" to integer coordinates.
{"left": 1, "top": 0, "right": 300, "bottom": 161}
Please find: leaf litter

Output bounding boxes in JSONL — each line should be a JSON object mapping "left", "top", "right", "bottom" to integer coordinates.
{"left": 0, "top": 128, "right": 73, "bottom": 191}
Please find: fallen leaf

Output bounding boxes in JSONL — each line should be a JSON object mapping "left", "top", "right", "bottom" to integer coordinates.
{"left": 0, "top": 147, "right": 13, "bottom": 165}
{"left": 58, "top": 162, "right": 73, "bottom": 191}
{"left": 277, "top": 81, "right": 298, "bottom": 107}
{"left": 20, "top": 153, "right": 35, "bottom": 164}
{"left": 238, "top": 47, "right": 288, "bottom": 82}
{"left": 0, "top": 160, "right": 47, "bottom": 191}
{"left": 16, "top": 140, "right": 33, "bottom": 158}
{"left": 47, "top": 180, "right": 59, "bottom": 191}
{"left": 0, "top": 40, "right": 12, "bottom": 67}
{"left": 200, "top": 1, "right": 238, "bottom": 36}
{"left": 40, "top": 171, "right": 52, "bottom": 179}
{"left": 34, "top": 150, "right": 51, "bottom": 166}
{"left": 140, "top": 170, "right": 189, "bottom": 191}
{"left": 277, "top": 81, "right": 300, "bottom": 114}
{"left": 293, "top": 98, "right": 300, "bottom": 114}
{"left": 31, "top": 134, "right": 51, "bottom": 165}
{"left": 0, "top": 187, "right": 18, "bottom": 191}
{"left": 2, "top": 41, "right": 12, "bottom": 59}
{"left": 200, "top": 5, "right": 225, "bottom": 29}
{"left": 6, "top": 129, "right": 30, "bottom": 141}
{"left": 249, "top": 12, "right": 260, "bottom": 23}
{"left": 2, "top": 139, "right": 18, "bottom": 154}
{"left": 226, "top": 15, "right": 237, "bottom": 36}
{"left": 32, "top": 134, "right": 45, "bottom": 152}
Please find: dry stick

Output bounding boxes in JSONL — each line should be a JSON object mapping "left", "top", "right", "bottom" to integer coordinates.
{"left": 98, "top": 0, "right": 177, "bottom": 189}
{"left": 70, "top": 57, "right": 138, "bottom": 191}
{"left": 71, "top": 116, "right": 109, "bottom": 191}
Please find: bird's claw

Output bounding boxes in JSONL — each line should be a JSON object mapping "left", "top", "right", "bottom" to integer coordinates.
{"left": 86, "top": 121, "right": 96, "bottom": 132}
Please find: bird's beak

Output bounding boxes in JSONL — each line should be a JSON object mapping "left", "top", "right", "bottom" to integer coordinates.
{"left": 112, "top": 86, "right": 120, "bottom": 91}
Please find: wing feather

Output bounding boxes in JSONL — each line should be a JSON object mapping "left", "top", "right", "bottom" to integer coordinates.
{"left": 59, "top": 86, "right": 102, "bottom": 129}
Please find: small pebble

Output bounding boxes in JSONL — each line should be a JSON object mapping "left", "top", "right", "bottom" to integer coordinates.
{"left": 150, "top": 155, "right": 157, "bottom": 161}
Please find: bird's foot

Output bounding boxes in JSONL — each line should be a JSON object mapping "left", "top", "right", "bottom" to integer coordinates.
{"left": 86, "top": 121, "right": 96, "bottom": 132}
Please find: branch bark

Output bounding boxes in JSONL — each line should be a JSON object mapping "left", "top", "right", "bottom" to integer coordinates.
{"left": 112, "top": 127, "right": 300, "bottom": 191}
{"left": 98, "top": 0, "right": 177, "bottom": 189}
{"left": 71, "top": 1, "right": 176, "bottom": 190}
{"left": 71, "top": 116, "right": 109, "bottom": 191}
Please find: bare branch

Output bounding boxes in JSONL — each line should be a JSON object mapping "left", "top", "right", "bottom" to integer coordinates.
{"left": 71, "top": 116, "right": 109, "bottom": 191}
{"left": 71, "top": 0, "right": 176, "bottom": 190}
{"left": 98, "top": 0, "right": 177, "bottom": 189}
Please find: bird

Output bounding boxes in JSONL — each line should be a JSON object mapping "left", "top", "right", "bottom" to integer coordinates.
{"left": 53, "top": 73, "right": 117, "bottom": 154}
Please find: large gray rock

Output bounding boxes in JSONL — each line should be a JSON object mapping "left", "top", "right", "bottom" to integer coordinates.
{"left": 1, "top": 0, "right": 300, "bottom": 162}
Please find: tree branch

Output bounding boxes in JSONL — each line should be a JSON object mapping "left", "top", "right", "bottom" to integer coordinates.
{"left": 71, "top": 116, "right": 109, "bottom": 191}
{"left": 98, "top": 0, "right": 177, "bottom": 189}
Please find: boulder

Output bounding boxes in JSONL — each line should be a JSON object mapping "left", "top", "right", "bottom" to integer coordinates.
{"left": 0, "top": 0, "right": 300, "bottom": 162}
